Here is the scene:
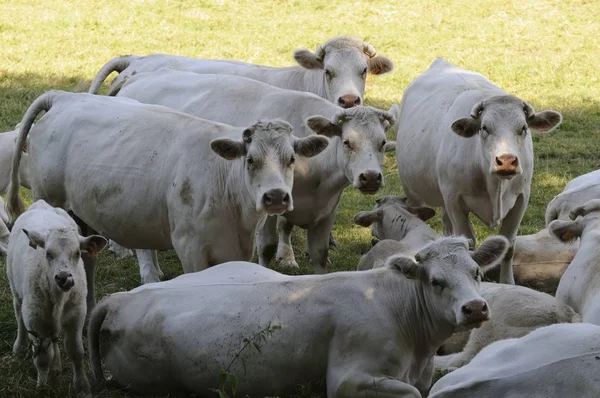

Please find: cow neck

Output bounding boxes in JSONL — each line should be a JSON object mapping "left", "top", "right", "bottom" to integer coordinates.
{"left": 326, "top": 136, "right": 352, "bottom": 191}
{"left": 261, "top": 66, "right": 308, "bottom": 92}
{"left": 302, "top": 69, "right": 328, "bottom": 100}
{"left": 388, "top": 210, "right": 438, "bottom": 244}
{"left": 377, "top": 270, "right": 455, "bottom": 357}
{"left": 223, "top": 159, "right": 265, "bottom": 229}
{"left": 476, "top": 139, "right": 508, "bottom": 229}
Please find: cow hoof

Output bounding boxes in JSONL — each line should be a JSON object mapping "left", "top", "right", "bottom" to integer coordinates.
{"left": 276, "top": 257, "right": 299, "bottom": 268}
{"left": 328, "top": 234, "right": 338, "bottom": 248}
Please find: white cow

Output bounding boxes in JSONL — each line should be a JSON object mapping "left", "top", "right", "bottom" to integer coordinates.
{"left": 354, "top": 195, "right": 575, "bottom": 290}
{"left": 394, "top": 58, "right": 563, "bottom": 284}
{"left": 6, "top": 90, "right": 328, "bottom": 309}
{"left": 545, "top": 169, "right": 600, "bottom": 225}
{"left": 0, "top": 197, "right": 10, "bottom": 254}
{"left": 0, "top": 124, "right": 31, "bottom": 193}
{"left": 89, "top": 236, "right": 508, "bottom": 397}
{"left": 112, "top": 70, "right": 395, "bottom": 276}
{"left": 550, "top": 199, "right": 600, "bottom": 324}
{"left": 89, "top": 36, "right": 394, "bottom": 108}
{"left": 6, "top": 200, "right": 107, "bottom": 395}
{"left": 429, "top": 323, "right": 600, "bottom": 398}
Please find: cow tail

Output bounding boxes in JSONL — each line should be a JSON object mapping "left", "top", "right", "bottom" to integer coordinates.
{"left": 88, "top": 55, "right": 134, "bottom": 94}
{"left": 389, "top": 103, "right": 402, "bottom": 135}
{"left": 6, "top": 91, "right": 54, "bottom": 221}
{"left": 88, "top": 297, "right": 112, "bottom": 383}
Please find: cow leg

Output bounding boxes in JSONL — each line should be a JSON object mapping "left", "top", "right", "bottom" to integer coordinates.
{"left": 51, "top": 340, "right": 62, "bottom": 374}
{"left": 135, "top": 249, "right": 163, "bottom": 284}
{"left": 108, "top": 240, "right": 134, "bottom": 259}
{"left": 63, "top": 317, "right": 91, "bottom": 395}
{"left": 443, "top": 197, "right": 476, "bottom": 246}
{"left": 69, "top": 213, "right": 99, "bottom": 317}
{"left": 441, "top": 207, "right": 453, "bottom": 236}
{"left": 172, "top": 235, "right": 209, "bottom": 273}
{"left": 256, "top": 216, "right": 277, "bottom": 266}
{"left": 329, "top": 371, "right": 421, "bottom": 398}
{"left": 497, "top": 194, "right": 527, "bottom": 285}
{"left": 414, "top": 357, "right": 434, "bottom": 396}
{"left": 12, "top": 297, "right": 27, "bottom": 354}
{"left": 276, "top": 217, "right": 298, "bottom": 268}
{"left": 306, "top": 215, "right": 335, "bottom": 274}
{"left": 33, "top": 339, "right": 54, "bottom": 386}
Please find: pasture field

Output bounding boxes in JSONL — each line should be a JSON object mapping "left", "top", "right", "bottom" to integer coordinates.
{"left": 1, "top": 0, "right": 599, "bottom": 396}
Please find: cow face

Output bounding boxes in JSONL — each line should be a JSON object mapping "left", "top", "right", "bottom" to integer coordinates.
{"left": 307, "top": 107, "right": 396, "bottom": 195}
{"left": 354, "top": 195, "right": 435, "bottom": 240}
{"left": 293, "top": 36, "right": 394, "bottom": 108}
{"left": 451, "top": 95, "right": 562, "bottom": 180}
{"left": 22, "top": 228, "right": 107, "bottom": 292}
{"left": 388, "top": 236, "right": 508, "bottom": 332}
{"left": 211, "top": 120, "right": 329, "bottom": 215}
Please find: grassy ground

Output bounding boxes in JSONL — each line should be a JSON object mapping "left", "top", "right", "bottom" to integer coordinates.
{"left": 1, "top": 0, "right": 599, "bottom": 396}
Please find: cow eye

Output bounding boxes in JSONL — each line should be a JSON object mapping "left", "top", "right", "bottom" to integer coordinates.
{"left": 288, "top": 155, "right": 296, "bottom": 167}
{"left": 520, "top": 125, "right": 528, "bottom": 135}
{"left": 361, "top": 67, "right": 368, "bottom": 76}
{"left": 343, "top": 139, "right": 352, "bottom": 149}
{"left": 474, "top": 269, "right": 481, "bottom": 280}
{"left": 246, "top": 156, "right": 254, "bottom": 166}
{"left": 481, "top": 125, "right": 488, "bottom": 133}
{"left": 431, "top": 278, "right": 445, "bottom": 290}
{"left": 74, "top": 250, "right": 81, "bottom": 258}
{"left": 325, "top": 69, "right": 333, "bottom": 79}
{"left": 46, "top": 252, "right": 54, "bottom": 261}
{"left": 380, "top": 140, "right": 387, "bottom": 151}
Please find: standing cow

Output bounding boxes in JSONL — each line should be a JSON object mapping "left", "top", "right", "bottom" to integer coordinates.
{"left": 112, "top": 70, "right": 395, "bottom": 276}
{"left": 7, "top": 91, "right": 328, "bottom": 308}
{"left": 394, "top": 58, "right": 562, "bottom": 284}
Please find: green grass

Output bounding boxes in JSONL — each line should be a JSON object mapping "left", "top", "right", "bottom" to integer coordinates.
{"left": 1, "top": 0, "right": 600, "bottom": 396}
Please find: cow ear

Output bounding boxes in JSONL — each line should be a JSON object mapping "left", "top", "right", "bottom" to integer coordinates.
{"left": 354, "top": 209, "right": 383, "bottom": 227}
{"left": 293, "top": 135, "right": 329, "bottom": 158}
{"left": 451, "top": 117, "right": 480, "bottom": 138}
{"left": 367, "top": 56, "right": 394, "bottom": 75}
{"left": 306, "top": 116, "right": 343, "bottom": 137}
{"left": 549, "top": 219, "right": 584, "bottom": 242}
{"left": 22, "top": 229, "right": 46, "bottom": 249}
{"left": 80, "top": 235, "right": 108, "bottom": 256}
{"left": 210, "top": 138, "right": 246, "bottom": 160}
{"left": 384, "top": 140, "right": 396, "bottom": 153}
{"left": 570, "top": 199, "right": 600, "bottom": 220}
{"left": 387, "top": 254, "right": 420, "bottom": 280}
{"left": 293, "top": 49, "right": 324, "bottom": 70}
{"left": 471, "top": 236, "right": 509, "bottom": 270}
{"left": 527, "top": 110, "right": 562, "bottom": 134}
{"left": 408, "top": 206, "right": 436, "bottom": 222}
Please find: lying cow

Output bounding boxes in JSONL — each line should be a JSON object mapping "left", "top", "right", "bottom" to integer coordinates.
{"left": 6, "top": 200, "right": 106, "bottom": 395}
{"left": 89, "top": 36, "right": 393, "bottom": 108}
{"left": 545, "top": 169, "right": 600, "bottom": 225}
{"left": 111, "top": 70, "right": 395, "bottom": 275}
{"left": 550, "top": 199, "right": 600, "bottom": 325}
{"left": 89, "top": 236, "right": 507, "bottom": 397}
{"left": 429, "top": 323, "right": 600, "bottom": 398}
{"left": 354, "top": 195, "right": 575, "bottom": 291}
{"left": 6, "top": 91, "right": 328, "bottom": 309}
{"left": 394, "top": 58, "right": 562, "bottom": 284}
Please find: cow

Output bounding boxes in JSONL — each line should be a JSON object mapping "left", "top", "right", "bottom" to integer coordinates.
{"left": 0, "top": 197, "right": 10, "bottom": 254}
{"left": 393, "top": 58, "right": 563, "bottom": 284}
{"left": 0, "top": 124, "right": 31, "bottom": 193}
{"left": 549, "top": 199, "right": 600, "bottom": 325}
{"left": 545, "top": 169, "right": 600, "bottom": 225}
{"left": 88, "top": 36, "right": 394, "bottom": 109}
{"left": 110, "top": 70, "right": 395, "bottom": 276}
{"left": 429, "top": 323, "right": 600, "bottom": 398}
{"left": 354, "top": 195, "right": 575, "bottom": 290}
{"left": 89, "top": 235, "right": 508, "bottom": 397}
{"left": 6, "top": 200, "right": 107, "bottom": 395}
{"left": 6, "top": 90, "right": 328, "bottom": 311}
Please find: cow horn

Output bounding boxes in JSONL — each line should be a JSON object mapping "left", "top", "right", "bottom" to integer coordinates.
{"left": 470, "top": 101, "right": 485, "bottom": 119}
{"left": 314, "top": 45, "right": 326, "bottom": 61}
{"left": 330, "top": 110, "right": 349, "bottom": 125}
{"left": 378, "top": 110, "right": 396, "bottom": 126}
{"left": 523, "top": 102, "right": 535, "bottom": 120}
{"left": 242, "top": 128, "right": 253, "bottom": 143}
{"left": 363, "top": 42, "right": 377, "bottom": 58}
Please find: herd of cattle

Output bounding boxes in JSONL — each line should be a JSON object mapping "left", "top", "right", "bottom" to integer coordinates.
{"left": 2, "top": 35, "right": 600, "bottom": 397}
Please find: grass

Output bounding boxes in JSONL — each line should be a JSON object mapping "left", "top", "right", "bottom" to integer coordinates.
{"left": 1, "top": 0, "right": 599, "bottom": 396}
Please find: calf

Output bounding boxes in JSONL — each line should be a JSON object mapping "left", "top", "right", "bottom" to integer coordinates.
{"left": 429, "top": 323, "right": 600, "bottom": 398}
{"left": 89, "top": 236, "right": 507, "bottom": 397}
{"left": 7, "top": 91, "right": 328, "bottom": 310}
{"left": 394, "top": 58, "right": 562, "bottom": 284}
{"left": 550, "top": 199, "right": 600, "bottom": 325}
{"left": 6, "top": 200, "right": 106, "bottom": 394}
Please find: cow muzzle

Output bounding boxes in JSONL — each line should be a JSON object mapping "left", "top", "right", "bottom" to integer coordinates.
{"left": 261, "top": 189, "right": 292, "bottom": 215}
{"left": 55, "top": 271, "right": 74, "bottom": 292}
{"left": 356, "top": 170, "right": 383, "bottom": 194}
{"left": 337, "top": 94, "right": 362, "bottom": 108}
{"left": 493, "top": 154, "right": 519, "bottom": 179}
{"left": 460, "top": 299, "right": 490, "bottom": 326}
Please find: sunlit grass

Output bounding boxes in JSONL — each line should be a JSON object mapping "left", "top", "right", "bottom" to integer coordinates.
{"left": 1, "top": 0, "right": 599, "bottom": 396}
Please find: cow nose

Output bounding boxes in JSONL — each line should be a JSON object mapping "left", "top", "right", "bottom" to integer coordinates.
{"left": 357, "top": 171, "right": 383, "bottom": 194}
{"left": 262, "top": 189, "right": 291, "bottom": 213}
{"left": 337, "top": 94, "right": 361, "bottom": 108}
{"left": 494, "top": 154, "right": 518, "bottom": 176}
{"left": 55, "top": 271, "right": 74, "bottom": 291}
{"left": 461, "top": 300, "right": 489, "bottom": 323}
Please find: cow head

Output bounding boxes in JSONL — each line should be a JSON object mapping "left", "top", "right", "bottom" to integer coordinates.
{"left": 354, "top": 195, "right": 436, "bottom": 240}
{"left": 22, "top": 228, "right": 107, "bottom": 292}
{"left": 387, "top": 236, "right": 508, "bottom": 332}
{"left": 211, "top": 119, "right": 329, "bottom": 215}
{"left": 549, "top": 199, "right": 600, "bottom": 242}
{"left": 451, "top": 95, "right": 562, "bottom": 180}
{"left": 306, "top": 106, "right": 396, "bottom": 194}
{"left": 293, "top": 36, "right": 394, "bottom": 108}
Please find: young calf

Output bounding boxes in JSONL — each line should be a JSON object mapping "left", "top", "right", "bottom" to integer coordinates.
{"left": 89, "top": 236, "right": 507, "bottom": 397}
{"left": 6, "top": 200, "right": 107, "bottom": 395}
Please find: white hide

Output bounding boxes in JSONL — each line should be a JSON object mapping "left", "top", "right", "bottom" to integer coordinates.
{"left": 429, "top": 323, "right": 600, "bottom": 398}
{"left": 545, "top": 169, "right": 600, "bottom": 225}
{"left": 0, "top": 126, "right": 31, "bottom": 193}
